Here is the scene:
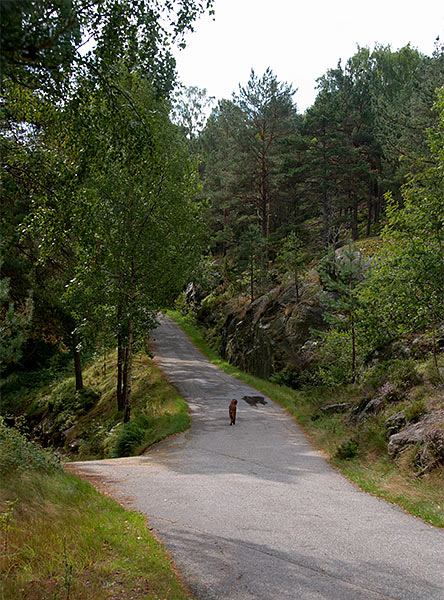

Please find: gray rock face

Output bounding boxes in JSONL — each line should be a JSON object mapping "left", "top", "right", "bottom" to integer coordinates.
{"left": 219, "top": 279, "right": 325, "bottom": 380}
{"left": 385, "top": 411, "right": 407, "bottom": 440}
{"left": 348, "top": 396, "right": 386, "bottom": 424}
{"left": 320, "top": 403, "right": 354, "bottom": 414}
{"left": 387, "top": 410, "right": 444, "bottom": 458}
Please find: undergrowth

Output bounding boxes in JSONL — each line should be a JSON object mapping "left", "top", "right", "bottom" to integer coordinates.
{"left": 2, "top": 349, "right": 190, "bottom": 461}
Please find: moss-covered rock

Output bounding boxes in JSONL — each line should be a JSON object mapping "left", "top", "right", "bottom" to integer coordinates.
{"left": 219, "top": 277, "right": 325, "bottom": 381}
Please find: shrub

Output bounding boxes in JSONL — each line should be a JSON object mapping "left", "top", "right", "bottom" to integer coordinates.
{"left": 405, "top": 397, "right": 427, "bottom": 423}
{"left": 174, "top": 291, "right": 191, "bottom": 315}
{"left": 317, "top": 329, "right": 359, "bottom": 385}
{"left": 360, "top": 358, "right": 422, "bottom": 394}
{"left": 335, "top": 438, "right": 359, "bottom": 460}
{"left": 359, "top": 362, "right": 391, "bottom": 392}
{"left": 269, "top": 367, "right": 300, "bottom": 389}
{"left": 0, "top": 417, "right": 61, "bottom": 475}
{"left": 424, "top": 358, "right": 444, "bottom": 385}
{"left": 112, "top": 414, "right": 152, "bottom": 457}
{"left": 387, "top": 359, "right": 422, "bottom": 391}
{"left": 378, "top": 382, "right": 403, "bottom": 403}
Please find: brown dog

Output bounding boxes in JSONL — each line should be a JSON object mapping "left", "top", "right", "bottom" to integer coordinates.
{"left": 229, "top": 399, "right": 237, "bottom": 425}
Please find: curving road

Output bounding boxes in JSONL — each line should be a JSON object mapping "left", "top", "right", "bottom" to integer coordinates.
{"left": 70, "top": 314, "right": 444, "bottom": 599}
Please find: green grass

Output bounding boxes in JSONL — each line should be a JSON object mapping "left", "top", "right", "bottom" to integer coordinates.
{"left": 167, "top": 310, "right": 444, "bottom": 528}
{"left": 0, "top": 469, "right": 192, "bottom": 600}
{"left": 5, "top": 349, "right": 191, "bottom": 461}
{"left": 0, "top": 346, "right": 195, "bottom": 599}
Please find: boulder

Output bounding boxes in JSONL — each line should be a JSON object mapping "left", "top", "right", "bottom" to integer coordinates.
{"left": 385, "top": 411, "right": 407, "bottom": 440}
{"left": 348, "top": 396, "right": 385, "bottom": 424}
{"left": 387, "top": 410, "right": 444, "bottom": 458}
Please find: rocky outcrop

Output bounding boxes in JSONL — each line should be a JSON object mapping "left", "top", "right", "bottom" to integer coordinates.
{"left": 387, "top": 410, "right": 444, "bottom": 458}
{"left": 348, "top": 396, "right": 386, "bottom": 424}
{"left": 385, "top": 411, "right": 407, "bottom": 440}
{"left": 320, "top": 402, "right": 354, "bottom": 414}
{"left": 219, "top": 276, "right": 325, "bottom": 380}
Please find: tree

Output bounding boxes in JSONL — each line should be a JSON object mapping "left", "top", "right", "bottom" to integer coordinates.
{"left": 275, "top": 232, "right": 304, "bottom": 301}
{"left": 171, "top": 85, "right": 214, "bottom": 152}
{"left": 30, "top": 68, "right": 205, "bottom": 421}
{"left": 238, "top": 224, "right": 267, "bottom": 303}
{"left": 0, "top": 268, "right": 33, "bottom": 368}
{"left": 200, "top": 69, "right": 300, "bottom": 268}
{"left": 360, "top": 89, "right": 444, "bottom": 369}
{"left": 0, "top": 0, "right": 215, "bottom": 95}
{"left": 1, "top": 0, "right": 215, "bottom": 419}
{"left": 318, "top": 242, "right": 368, "bottom": 383}
{"left": 233, "top": 68, "right": 298, "bottom": 241}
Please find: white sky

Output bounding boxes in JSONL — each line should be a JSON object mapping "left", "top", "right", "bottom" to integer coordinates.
{"left": 173, "top": 0, "right": 444, "bottom": 112}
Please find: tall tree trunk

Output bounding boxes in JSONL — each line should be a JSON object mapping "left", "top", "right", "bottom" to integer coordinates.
{"left": 122, "top": 255, "right": 136, "bottom": 423}
{"left": 374, "top": 192, "right": 381, "bottom": 224}
{"left": 260, "top": 151, "right": 269, "bottom": 266}
{"left": 72, "top": 331, "right": 83, "bottom": 392}
{"left": 321, "top": 139, "right": 329, "bottom": 248}
{"left": 351, "top": 313, "right": 356, "bottom": 384}
{"left": 122, "top": 337, "right": 132, "bottom": 423}
{"left": 250, "top": 254, "right": 254, "bottom": 303}
{"left": 366, "top": 197, "right": 373, "bottom": 237}
{"left": 294, "top": 269, "right": 299, "bottom": 302}
{"left": 432, "top": 329, "right": 439, "bottom": 372}
{"left": 116, "top": 293, "right": 125, "bottom": 412}
{"left": 117, "top": 332, "right": 125, "bottom": 411}
{"left": 351, "top": 197, "right": 358, "bottom": 241}
{"left": 223, "top": 207, "right": 227, "bottom": 257}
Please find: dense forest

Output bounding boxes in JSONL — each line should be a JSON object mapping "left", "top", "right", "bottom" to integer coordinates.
{"left": 173, "top": 42, "right": 444, "bottom": 386}
{"left": 1, "top": 1, "right": 444, "bottom": 456}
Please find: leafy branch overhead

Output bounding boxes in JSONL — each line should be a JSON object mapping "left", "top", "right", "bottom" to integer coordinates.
{"left": 1, "top": 0, "right": 214, "bottom": 421}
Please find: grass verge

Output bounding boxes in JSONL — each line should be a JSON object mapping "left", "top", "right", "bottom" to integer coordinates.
{"left": 0, "top": 469, "right": 192, "bottom": 600}
{"left": 167, "top": 310, "right": 444, "bottom": 528}
{"left": 5, "top": 349, "right": 190, "bottom": 461}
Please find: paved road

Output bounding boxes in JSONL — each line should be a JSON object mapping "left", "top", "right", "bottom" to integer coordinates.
{"left": 71, "top": 315, "right": 444, "bottom": 599}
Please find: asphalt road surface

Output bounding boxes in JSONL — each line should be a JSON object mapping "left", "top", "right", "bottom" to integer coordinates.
{"left": 70, "top": 314, "right": 444, "bottom": 600}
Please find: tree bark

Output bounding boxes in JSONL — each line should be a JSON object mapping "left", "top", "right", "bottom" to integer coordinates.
{"left": 321, "top": 137, "right": 330, "bottom": 248}
{"left": 72, "top": 332, "right": 83, "bottom": 392}
{"left": 351, "top": 197, "right": 358, "bottom": 241}
{"left": 366, "top": 197, "right": 373, "bottom": 237}
{"left": 122, "top": 340, "right": 132, "bottom": 423}
{"left": 351, "top": 313, "right": 356, "bottom": 383}
{"left": 122, "top": 254, "right": 136, "bottom": 423}
{"left": 250, "top": 254, "right": 254, "bottom": 303}
{"left": 117, "top": 333, "right": 125, "bottom": 411}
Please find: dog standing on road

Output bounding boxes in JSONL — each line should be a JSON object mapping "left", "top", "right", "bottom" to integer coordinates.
{"left": 229, "top": 399, "right": 237, "bottom": 425}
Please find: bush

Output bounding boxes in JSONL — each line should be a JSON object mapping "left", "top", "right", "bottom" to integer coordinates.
{"left": 360, "top": 362, "right": 391, "bottom": 392}
{"left": 360, "top": 358, "right": 422, "bottom": 394}
{"left": 335, "top": 438, "right": 359, "bottom": 460}
{"left": 112, "top": 414, "right": 152, "bottom": 457}
{"left": 269, "top": 367, "right": 301, "bottom": 389}
{"left": 378, "top": 382, "right": 403, "bottom": 403}
{"left": 424, "top": 358, "right": 444, "bottom": 385}
{"left": 317, "top": 329, "right": 357, "bottom": 385}
{"left": 387, "top": 359, "right": 422, "bottom": 391}
{"left": 174, "top": 291, "right": 191, "bottom": 315}
{"left": 405, "top": 397, "right": 427, "bottom": 423}
{"left": 0, "top": 417, "right": 61, "bottom": 475}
